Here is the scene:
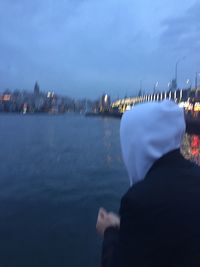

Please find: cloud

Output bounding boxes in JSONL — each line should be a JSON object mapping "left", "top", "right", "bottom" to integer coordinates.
{"left": 160, "top": 2, "right": 200, "bottom": 54}
{"left": 0, "top": 0, "right": 151, "bottom": 96}
{"left": 0, "top": 0, "right": 199, "bottom": 97}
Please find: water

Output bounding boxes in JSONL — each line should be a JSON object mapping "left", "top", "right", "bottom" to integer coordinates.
{"left": 0, "top": 114, "right": 199, "bottom": 267}
{"left": 0, "top": 114, "right": 128, "bottom": 267}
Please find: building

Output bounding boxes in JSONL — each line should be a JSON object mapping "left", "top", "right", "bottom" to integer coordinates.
{"left": 100, "top": 94, "right": 111, "bottom": 112}
{"left": 34, "top": 82, "right": 40, "bottom": 95}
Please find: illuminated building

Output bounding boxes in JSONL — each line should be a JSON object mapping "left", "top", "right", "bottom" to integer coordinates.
{"left": 100, "top": 94, "right": 111, "bottom": 112}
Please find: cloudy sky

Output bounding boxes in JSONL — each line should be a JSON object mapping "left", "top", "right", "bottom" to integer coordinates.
{"left": 0, "top": 0, "right": 199, "bottom": 98}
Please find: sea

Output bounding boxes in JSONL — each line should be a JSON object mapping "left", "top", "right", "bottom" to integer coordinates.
{"left": 0, "top": 114, "right": 199, "bottom": 267}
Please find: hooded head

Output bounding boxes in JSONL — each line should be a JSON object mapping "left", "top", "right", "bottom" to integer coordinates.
{"left": 120, "top": 100, "right": 186, "bottom": 186}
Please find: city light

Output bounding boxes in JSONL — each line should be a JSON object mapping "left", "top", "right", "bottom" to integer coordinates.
{"left": 2, "top": 94, "right": 11, "bottom": 101}
{"left": 194, "top": 102, "right": 200, "bottom": 112}
{"left": 104, "top": 94, "right": 108, "bottom": 103}
{"left": 47, "top": 92, "right": 51, "bottom": 98}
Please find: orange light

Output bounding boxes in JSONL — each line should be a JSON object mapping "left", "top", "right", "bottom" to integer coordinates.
{"left": 3, "top": 94, "right": 11, "bottom": 101}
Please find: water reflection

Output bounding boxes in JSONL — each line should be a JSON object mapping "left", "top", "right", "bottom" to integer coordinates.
{"left": 181, "top": 134, "right": 200, "bottom": 166}
{"left": 102, "top": 118, "right": 123, "bottom": 166}
{"left": 102, "top": 118, "right": 113, "bottom": 166}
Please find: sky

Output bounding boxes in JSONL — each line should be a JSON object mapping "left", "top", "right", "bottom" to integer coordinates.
{"left": 0, "top": 0, "right": 199, "bottom": 99}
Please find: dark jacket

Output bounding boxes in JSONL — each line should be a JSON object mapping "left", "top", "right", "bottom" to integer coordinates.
{"left": 102, "top": 150, "right": 200, "bottom": 267}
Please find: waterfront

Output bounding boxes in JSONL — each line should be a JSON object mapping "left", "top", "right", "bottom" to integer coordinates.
{"left": 0, "top": 114, "right": 199, "bottom": 267}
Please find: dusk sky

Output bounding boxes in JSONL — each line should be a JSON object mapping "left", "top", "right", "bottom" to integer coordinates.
{"left": 0, "top": 0, "right": 199, "bottom": 99}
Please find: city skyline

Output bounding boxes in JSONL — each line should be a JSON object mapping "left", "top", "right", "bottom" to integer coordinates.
{"left": 0, "top": 0, "right": 200, "bottom": 98}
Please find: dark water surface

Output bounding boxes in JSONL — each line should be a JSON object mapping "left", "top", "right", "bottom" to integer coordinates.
{"left": 0, "top": 114, "right": 199, "bottom": 267}
{"left": 0, "top": 114, "right": 128, "bottom": 267}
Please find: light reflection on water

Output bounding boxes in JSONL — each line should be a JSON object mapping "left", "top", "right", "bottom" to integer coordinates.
{"left": 101, "top": 116, "right": 200, "bottom": 167}
{"left": 0, "top": 114, "right": 199, "bottom": 267}
{"left": 181, "top": 134, "right": 200, "bottom": 166}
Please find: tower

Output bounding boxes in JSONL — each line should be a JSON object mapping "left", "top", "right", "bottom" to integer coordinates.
{"left": 34, "top": 82, "right": 40, "bottom": 95}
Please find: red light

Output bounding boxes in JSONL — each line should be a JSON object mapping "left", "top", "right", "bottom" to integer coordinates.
{"left": 191, "top": 136, "right": 200, "bottom": 148}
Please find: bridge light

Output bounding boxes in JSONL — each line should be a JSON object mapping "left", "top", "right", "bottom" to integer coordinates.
{"left": 180, "top": 89, "right": 182, "bottom": 100}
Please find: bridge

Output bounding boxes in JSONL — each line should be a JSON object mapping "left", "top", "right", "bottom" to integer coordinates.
{"left": 111, "top": 88, "right": 200, "bottom": 114}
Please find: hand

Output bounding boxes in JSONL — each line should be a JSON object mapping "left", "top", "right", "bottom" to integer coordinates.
{"left": 96, "top": 207, "right": 120, "bottom": 236}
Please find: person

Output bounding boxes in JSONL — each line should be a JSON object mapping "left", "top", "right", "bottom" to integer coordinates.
{"left": 96, "top": 100, "right": 200, "bottom": 267}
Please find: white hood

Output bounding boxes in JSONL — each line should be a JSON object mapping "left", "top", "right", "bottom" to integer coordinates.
{"left": 120, "top": 100, "right": 186, "bottom": 186}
